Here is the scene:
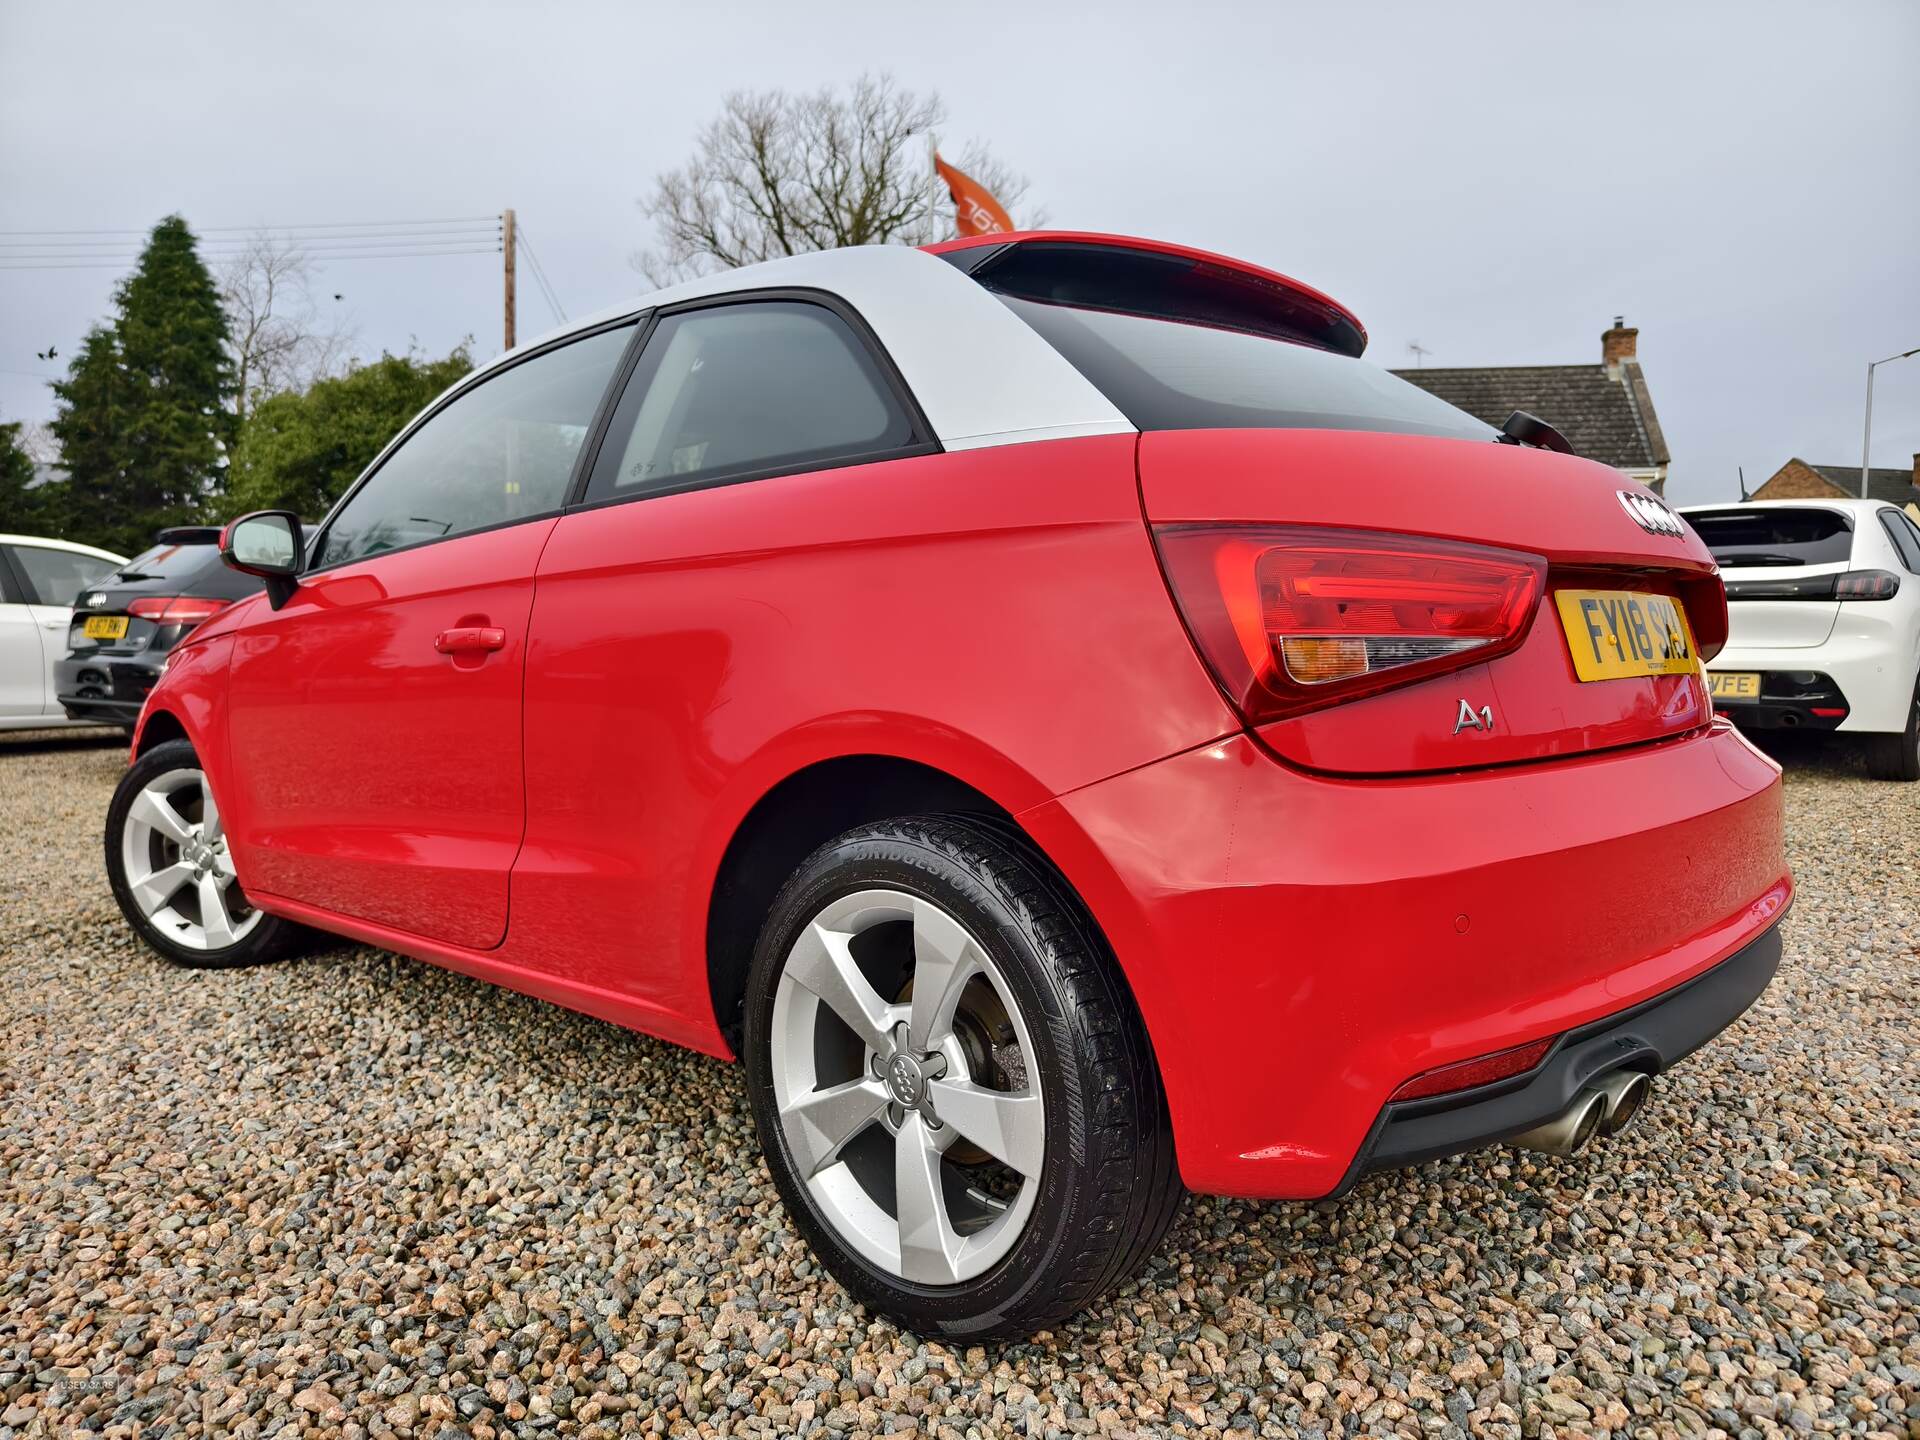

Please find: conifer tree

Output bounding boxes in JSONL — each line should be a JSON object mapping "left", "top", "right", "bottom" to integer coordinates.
{"left": 0, "top": 418, "right": 46, "bottom": 532}
{"left": 50, "top": 216, "right": 234, "bottom": 552}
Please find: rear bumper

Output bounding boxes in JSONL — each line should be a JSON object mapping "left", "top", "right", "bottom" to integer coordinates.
{"left": 1335, "top": 917, "right": 1782, "bottom": 1192}
{"left": 1018, "top": 719, "right": 1790, "bottom": 1198}
{"left": 54, "top": 654, "right": 162, "bottom": 724}
{"left": 1712, "top": 628, "right": 1918, "bottom": 733}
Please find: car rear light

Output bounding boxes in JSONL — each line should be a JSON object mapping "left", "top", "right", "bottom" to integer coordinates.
{"left": 1153, "top": 525, "right": 1546, "bottom": 723}
{"left": 1680, "top": 575, "right": 1728, "bottom": 661}
{"left": 1835, "top": 569, "right": 1901, "bottom": 600}
{"left": 1387, "top": 1036, "right": 1556, "bottom": 1103}
{"left": 1722, "top": 570, "right": 1900, "bottom": 603}
{"left": 127, "top": 596, "right": 229, "bottom": 629}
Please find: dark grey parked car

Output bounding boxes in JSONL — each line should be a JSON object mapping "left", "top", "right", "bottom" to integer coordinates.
{"left": 56, "top": 527, "right": 269, "bottom": 725}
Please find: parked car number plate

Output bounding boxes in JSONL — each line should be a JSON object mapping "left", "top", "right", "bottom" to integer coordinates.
{"left": 1553, "top": 589, "right": 1697, "bottom": 681}
{"left": 83, "top": 615, "right": 129, "bottom": 641}
{"left": 1706, "top": 671, "right": 1762, "bottom": 701}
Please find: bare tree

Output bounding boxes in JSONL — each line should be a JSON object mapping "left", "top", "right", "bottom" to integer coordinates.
{"left": 15, "top": 420, "right": 59, "bottom": 465}
{"left": 219, "top": 234, "right": 355, "bottom": 419}
{"left": 634, "top": 75, "right": 1032, "bottom": 285}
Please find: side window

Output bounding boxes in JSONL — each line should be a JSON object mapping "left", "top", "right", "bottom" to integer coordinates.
{"left": 585, "top": 300, "right": 920, "bottom": 502}
{"left": 7, "top": 545, "right": 114, "bottom": 607}
{"left": 1883, "top": 511, "right": 1920, "bottom": 574}
{"left": 315, "top": 325, "right": 632, "bottom": 569}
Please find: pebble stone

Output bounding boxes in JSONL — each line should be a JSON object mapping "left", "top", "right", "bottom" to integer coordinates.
{"left": 1, "top": 726, "right": 1914, "bottom": 1439}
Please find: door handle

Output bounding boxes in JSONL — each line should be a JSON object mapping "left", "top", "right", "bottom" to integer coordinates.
{"left": 434, "top": 626, "right": 506, "bottom": 655}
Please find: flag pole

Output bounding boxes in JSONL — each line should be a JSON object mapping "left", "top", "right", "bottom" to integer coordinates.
{"left": 921, "top": 135, "right": 936, "bottom": 240}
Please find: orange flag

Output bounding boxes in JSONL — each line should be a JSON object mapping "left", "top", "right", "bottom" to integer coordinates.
{"left": 934, "top": 153, "right": 1014, "bottom": 238}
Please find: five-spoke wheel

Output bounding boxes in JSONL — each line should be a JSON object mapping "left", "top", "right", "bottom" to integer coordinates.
{"left": 745, "top": 815, "right": 1183, "bottom": 1340}
{"left": 119, "top": 766, "right": 260, "bottom": 951}
{"left": 106, "top": 738, "right": 304, "bottom": 968}
{"left": 769, "top": 887, "right": 1047, "bottom": 1286}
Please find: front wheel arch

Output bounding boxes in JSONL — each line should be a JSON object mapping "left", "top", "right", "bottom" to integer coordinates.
{"left": 135, "top": 707, "right": 189, "bottom": 757}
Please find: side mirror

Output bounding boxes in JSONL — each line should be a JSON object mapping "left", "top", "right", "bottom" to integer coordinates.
{"left": 220, "top": 510, "right": 304, "bottom": 610}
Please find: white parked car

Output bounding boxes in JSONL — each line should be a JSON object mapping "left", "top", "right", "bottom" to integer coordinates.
{"left": 1681, "top": 499, "right": 1920, "bottom": 780}
{"left": 0, "top": 533, "right": 126, "bottom": 731}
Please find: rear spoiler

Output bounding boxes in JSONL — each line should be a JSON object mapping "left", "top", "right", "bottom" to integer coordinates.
{"left": 927, "top": 231, "right": 1367, "bottom": 358}
{"left": 154, "top": 526, "right": 224, "bottom": 545}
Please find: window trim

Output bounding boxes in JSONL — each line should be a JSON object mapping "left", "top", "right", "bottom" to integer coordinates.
{"left": 1880, "top": 508, "right": 1920, "bottom": 574}
{"left": 7, "top": 542, "right": 105, "bottom": 607}
{"left": 303, "top": 315, "right": 646, "bottom": 578}
{"left": 564, "top": 286, "right": 941, "bottom": 517}
{"left": 0, "top": 546, "right": 29, "bottom": 605}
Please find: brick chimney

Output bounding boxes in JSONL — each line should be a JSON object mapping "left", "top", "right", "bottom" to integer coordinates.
{"left": 1602, "top": 315, "right": 1638, "bottom": 378}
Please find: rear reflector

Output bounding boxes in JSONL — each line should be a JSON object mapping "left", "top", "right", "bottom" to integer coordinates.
{"left": 1388, "top": 1036, "right": 1556, "bottom": 1103}
{"left": 128, "top": 595, "right": 229, "bottom": 628}
{"left": 1154, "top": 525, "right": 1546, "bottom": 723}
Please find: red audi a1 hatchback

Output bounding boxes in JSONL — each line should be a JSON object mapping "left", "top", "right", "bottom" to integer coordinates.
{"left": 107, "top": 234, "right": 1789, "bottom": 1338}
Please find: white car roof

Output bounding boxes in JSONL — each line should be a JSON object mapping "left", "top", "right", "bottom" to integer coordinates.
{"left": 0, "top": 533, "right": 124, "bottom": 562}
{"left": 475, "top": 244, "right": 1134, "bottom": 453}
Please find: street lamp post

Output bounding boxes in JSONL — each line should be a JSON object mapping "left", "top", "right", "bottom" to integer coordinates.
{"left": 1862, "top": 345, "right": 1920, "bottom": 497}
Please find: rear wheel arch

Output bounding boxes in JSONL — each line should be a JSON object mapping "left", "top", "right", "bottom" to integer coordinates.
{"left": 703, "top": 754, "right": 1143, "bottom": 1060}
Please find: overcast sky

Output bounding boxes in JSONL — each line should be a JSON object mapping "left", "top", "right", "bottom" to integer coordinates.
{"left": 3, "top": 0, "right": 1916, "bottom": 504}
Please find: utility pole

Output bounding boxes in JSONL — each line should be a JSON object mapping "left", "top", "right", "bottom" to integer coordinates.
{"left": 502, "top": 207, "right": 517, "bottom": 351}
{"left": 1861, "top": 345, "right": 1920, "bottom": 496}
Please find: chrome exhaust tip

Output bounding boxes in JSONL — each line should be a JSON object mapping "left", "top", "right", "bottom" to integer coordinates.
{"left": 1510, "top": 1089, "right": 1608, "bottom": 1157}
{"left": 1592, "top": 1069, "right": 1652, "bottom": 1136}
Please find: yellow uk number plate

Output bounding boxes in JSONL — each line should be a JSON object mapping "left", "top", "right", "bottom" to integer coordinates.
{"left": 82, "top": 615, "right": 128, "bottom": 641}
{"left": 1554, "top": 589, "right": 1697, "bottom": 682}
{"left": 1707, "top": 671, "right": 1761, "bottom": 701}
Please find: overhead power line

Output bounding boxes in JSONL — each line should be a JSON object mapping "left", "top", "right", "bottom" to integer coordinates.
{"left": 514, "top": 222, "right": 566, "bottom": 325}
{"left": 0, "top": 215, "right": 501, "bottom": 238}
{"left": 0, "top": 246, "right": 501, "bottom": 271}
{"left": 0, "top": 229, "right": 502, "bottom": 254}
{"left": 0, "top": 213, "right": 505, "bottom": 273}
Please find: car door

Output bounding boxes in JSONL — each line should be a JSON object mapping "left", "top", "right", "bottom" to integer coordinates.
{"left": 222, "top": 323, "right": 633, "bottom": 950}
{"left": 6, "top": 542, "right": 120, "bottom": 715}
{"left": 512, "top": 296, "right": 936, "bottom": 1016}
{"left": 0, "top": 549, "right": 47, "bottom": 720}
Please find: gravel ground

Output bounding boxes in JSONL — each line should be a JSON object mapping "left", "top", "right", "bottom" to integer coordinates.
{"left": 1, "top": 726, "right": 1915, "bottom": 1440}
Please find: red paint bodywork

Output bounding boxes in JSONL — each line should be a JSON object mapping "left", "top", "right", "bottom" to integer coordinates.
{"left": 139, "top": 418, "right": 1789, "bottom": 1200}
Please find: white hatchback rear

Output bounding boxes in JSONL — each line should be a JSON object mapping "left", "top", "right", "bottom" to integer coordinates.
{"left": 1682, "top": 499, "right": 1920, "bottom": 780}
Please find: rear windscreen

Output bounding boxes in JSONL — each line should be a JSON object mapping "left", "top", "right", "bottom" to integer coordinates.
{"left": 1686, "top": 509, "right": 1854, "bottom": 567}
{"left": 999, "top": 295, "right": 1496, "bottom": 441}
{"left": 109, "top": 541, "right": 222, "bottom": 583}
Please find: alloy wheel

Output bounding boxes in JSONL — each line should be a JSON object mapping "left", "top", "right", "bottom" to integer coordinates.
{"left": 119, "top": 767, "right": 262, "bottom": 951}
{"left": 768, "top": 887, "right": 1045, "bottom": 1286}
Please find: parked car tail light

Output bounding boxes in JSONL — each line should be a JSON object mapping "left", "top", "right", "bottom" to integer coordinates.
{"left": 1722, "top": 570, "right": 1900, "bottom": 603}
{"left": 1835, "top": 569, "right": 1901, "bottom": 600}
{"left": 1153, "top": 525, "right": 1546, "bottom": 723}
{"left": 127, "top": 596, "right": 229, "bottom": 629}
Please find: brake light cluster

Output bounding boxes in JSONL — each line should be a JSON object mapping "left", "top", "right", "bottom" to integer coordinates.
{"left": 1723, "top": 570, "right": 1901, "bottom": 602}
{"left": 127, "top": 596, "right": 229, "bottom": 630}
{"left": 1835, "top": 570, "right": 1901, "bottom": 600}
{"left": 1154, "top": 526, "right": 1546, "bottom": 723}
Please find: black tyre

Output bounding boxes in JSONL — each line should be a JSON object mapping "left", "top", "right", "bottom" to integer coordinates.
{"left": 105, "top": 738, "right": 307, "bottom": 968}
{"left": 1864, "top": 673, "right": 1920, "bottom": 782}
{"left": 743, "top": 815, "right": 1182, "bottom": 1340}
